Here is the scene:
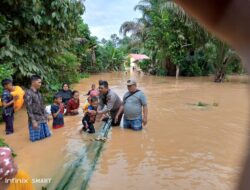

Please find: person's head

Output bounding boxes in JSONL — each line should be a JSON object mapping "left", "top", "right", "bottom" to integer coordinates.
{"left": 72, "top": 90, "right": 79, "bottom": 100}
{"left": 62, "top": 83, "right": 69, "bottom": 91}
{"left": 31, "top": 75, "right": 42, "bottom": 90}
{"left": 127, "top": 79, "right": 137, "bottom": 93}
{"left": 91, "top": 84, "right": 96, "bottom": 90}
{"left": 0, "top": 147, "right": 18, "bottom": 183}
{"left": 53, "top": 94, "right": 62, "bottom": 104}
{"left": 98, "top": 80, "right": 103, "bottom": 86}
{"left": 99, "top": 80, "right": 109, "bottom": 95}
{"left": 90, "top": 96, "right": 99, "bottom": 108}
{"left": 1, "top": 79, "right": 13, "bottom": 91}
{"left": 87, "top": 96, "right": 91, "bottom": 103}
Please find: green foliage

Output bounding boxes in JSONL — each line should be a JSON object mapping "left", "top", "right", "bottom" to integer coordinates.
{"left": 156, "top": 68, "right": 168, "bottom": 76}
{"left": 96, "top": 36, "right": 125, "bottom": 72}
{"left": 0, "top": 138, "right": 16, "bottom": 157}
{"left": 0, "top": 64, "right": 14, "bottom": 121}
{"left": 138, "top": 60, "right": 151, "bottom": 72}
{"left": 54, "top": 52, "right": 80, "bottom": 84}
{"left": 180, "top": 50, "right": 212, "bottom": 76}
{"left": 197, "top": 102, "right": 209, "bottom": 107}
{"left": 0, "top": 0, "right": 125, "bottom": 107}
{"left": 120, "top": 0, "right": 242, "bottom": 79}
{"left": 0, "top": 0, "right": 84, "bottom": 86}
{"left": 79, "top": 73, "right": 90, "bottom": 79}
{"left": 0, "top": 63, "right": 14, "bottom": 93}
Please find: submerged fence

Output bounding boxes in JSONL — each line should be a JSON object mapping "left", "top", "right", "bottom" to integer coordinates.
{"left": 45, "top": 119, "right": 112, "bottom": 190}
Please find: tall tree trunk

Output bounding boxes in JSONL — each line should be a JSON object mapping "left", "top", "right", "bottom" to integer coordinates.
{"left": 91, "top": 48, "right": 96, "bottom": 67}
{"left": 214, "top": 57, "right": 229, "bottom": 82}
{"left": 152, "top": 49, "right": 158, "bottom": 65}
{"left": 176, "top": 65, "right": 180, "bottom": 79}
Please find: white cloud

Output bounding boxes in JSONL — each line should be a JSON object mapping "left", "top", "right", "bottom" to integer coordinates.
{"left": 83, "top": 0, "right": 141, "bottom": 39}
{"left": 90, "top": 25, "right": 117, "bottom": 40}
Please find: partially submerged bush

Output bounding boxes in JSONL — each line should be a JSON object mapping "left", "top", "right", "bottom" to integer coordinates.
{"left": 197, "top": 102, "right": 209, "bottom": 107}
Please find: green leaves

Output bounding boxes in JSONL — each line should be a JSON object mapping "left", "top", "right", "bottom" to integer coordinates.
{"left": 0, "top": 63, "right": 14, "bottom": 106}
{"left": 119, "top": 0, "right": 242, "bottom": 78}
{"left": 0, "top": 0, "right": 85, "bottom": 85}
{"left": 33, "top": 15, "right": 42, "bottom": 25}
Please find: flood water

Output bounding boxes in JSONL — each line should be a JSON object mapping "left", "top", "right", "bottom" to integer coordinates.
{"left": 0, "top": 72, "right": 249, "bottom": 190}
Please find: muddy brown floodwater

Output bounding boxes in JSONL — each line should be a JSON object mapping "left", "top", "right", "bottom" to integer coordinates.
{"left": 0, "top": 72, "right": 249, "bottom": 190}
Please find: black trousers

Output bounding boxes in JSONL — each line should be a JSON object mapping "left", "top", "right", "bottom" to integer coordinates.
{"left": 110, "top": 111, "right": 123, "bottom": 126}
{"left": 2, "top": 114, "right": 14, "bottom": 133}
{"left": 82, "top": 119, "right": 95, "bottom": 133}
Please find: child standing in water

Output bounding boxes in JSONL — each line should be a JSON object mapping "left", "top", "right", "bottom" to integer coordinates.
{"left": 66, "top": 90, "right": 80, "bottom": 115}
{"left": 51, "top": 94, "right": 64, "bottom": 129}
{"left": 86, "top": 84, "right": 97, "bottom": 96}
{"left": 83, "top": 89, "right": 99, "bottom": 113}
{"left": 1, "top": 79, "right": 18, "bottom": 135}
{"left": 81, "top": 96, "right": 99, "bottom": 134}
{"left": 83, "top": 96, "right": 91, "bottom": 113}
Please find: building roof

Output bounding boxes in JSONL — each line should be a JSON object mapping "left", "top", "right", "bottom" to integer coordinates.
{"left": 128, "top": 54, "right": 150, "bottom": 61}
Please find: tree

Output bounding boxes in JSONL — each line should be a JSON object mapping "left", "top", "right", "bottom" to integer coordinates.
{"left": 96, "top": 35, "right": 125, "bottom": 71}
{"left": 120, "top": 0, "right": 242, "bottom": 80}
{"left": 0, "top": 0, "right": 84, "bottom": 87}
{"left": 205, "top": 39, "right": 241, "bottom": 82}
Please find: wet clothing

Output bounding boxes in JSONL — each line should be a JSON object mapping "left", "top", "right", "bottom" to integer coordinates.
{"left": 57, "top": 89, "right": 72, "bottom": 105}
{"left": 24, "top": 88, "right": 51, "bottom": 142}
{"left": 1, "top": 90, "right": 14, "bottom": 116}
{"left": 28, "top": 122, "right": 51, "bottom": 142}
{"left": 82, "top": 105, "right": 97, "bottom": 133}
{"left": 87, "top": 89, "right": 99, "bottom": 97}
{"left": 24, "top": 88, "right": 47, "bottom": 124}
{"left": 66, "top": 98, "right": 80, "bottom": 115}
{"left": 51, "top": 103, "right": 64, "bottom": 129}
{"left": 1, "top": 90, "right": 14, "bottom": 134}
{"left": 123, "top": 90, "right": 147, "bottom": 120}
{"left": 83, "top": 102, "right": 90, "bottom": 112}
{"left": 2, "top": 114, "right": 14, "bottom": 134}
{"left": 123, "top": 115, "right": 143, "bottom": 131}
{"left": 86, "top": 89, "right": 94, "bottom": 96}
{"left": 98, "top": 89, "right": 122, "bottom": 126}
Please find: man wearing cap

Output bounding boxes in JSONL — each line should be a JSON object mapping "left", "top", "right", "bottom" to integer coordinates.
{"left": 115, "top": 79, "right": 148, "bottom": 131}
{"left": 97, "top": 80, "right": 123, "bottom": 126}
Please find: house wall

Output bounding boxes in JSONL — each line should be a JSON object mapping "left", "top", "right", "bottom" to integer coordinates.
{"left": 130, "top": 58, "right": 140, "bottom": 72}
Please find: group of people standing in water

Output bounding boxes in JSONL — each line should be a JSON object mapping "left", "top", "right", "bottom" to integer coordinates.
{"left": 1, "top": 75, "right": 148, "bottom": 142}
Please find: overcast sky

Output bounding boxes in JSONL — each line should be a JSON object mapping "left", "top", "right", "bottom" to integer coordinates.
{"left": 83, "top": 0, "right": 141, "bottom": 40}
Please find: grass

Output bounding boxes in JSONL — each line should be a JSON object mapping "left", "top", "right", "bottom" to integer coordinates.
{"left": 197, "top": 101, "right": 209, "bottom": 107}
{"left": 197, "top": 101, "right": 219, "bottom": 107}
{"left": 0, "top": 138, "right": 7, "bottom": 147}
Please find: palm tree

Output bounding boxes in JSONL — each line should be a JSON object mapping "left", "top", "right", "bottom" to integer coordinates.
{"left": 119, "top": 0, "right": 162, "bottom": 66}
{"left": 119, "top": 21, "right": 144, "bottom": 37}
{"left": 156, "top": 0, "right": 241, "bottom": 81}
{"left": 212, "top": 40, "right": 241, "bottom": 82}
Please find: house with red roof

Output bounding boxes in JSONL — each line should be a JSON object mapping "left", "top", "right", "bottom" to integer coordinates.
{"left": 127, "top": 53, "right": 150, "bottom": 72}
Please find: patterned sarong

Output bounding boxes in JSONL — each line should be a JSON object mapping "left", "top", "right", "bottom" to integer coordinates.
{"left": 28, "top": 122, "right": 51, "bottom": 142}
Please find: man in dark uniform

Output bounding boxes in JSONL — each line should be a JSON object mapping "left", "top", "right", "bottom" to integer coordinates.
{"left": 97, "top": 81, "right": 123, "bottom": 126}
